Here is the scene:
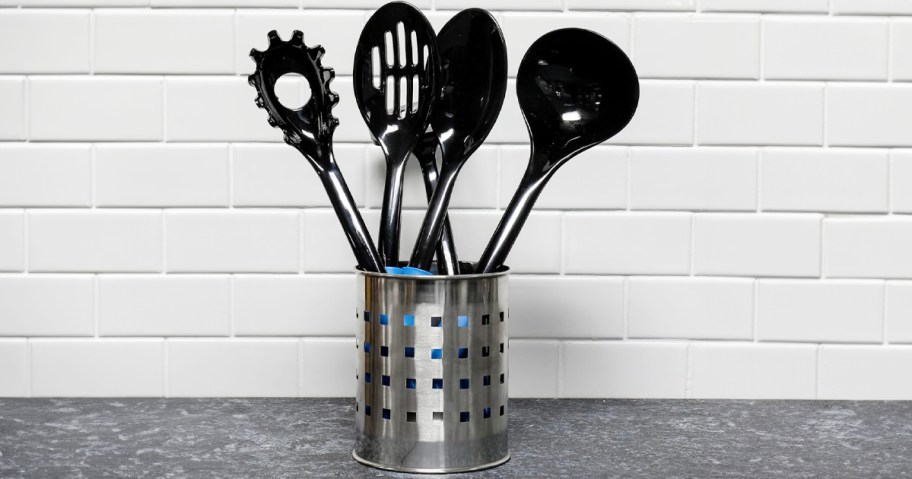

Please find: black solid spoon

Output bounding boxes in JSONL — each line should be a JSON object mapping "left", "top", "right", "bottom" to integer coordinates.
{"left": 353, "top": 2, "right": 439, "bottom": 267}
{"left": 249, "top": 30, "right": 384, "bottom": 273}
{"left": 474, "top": 28, "right": 639, "bottom": 274}
{"left": 408, "top": 8, "right": 507, "bottom": 272}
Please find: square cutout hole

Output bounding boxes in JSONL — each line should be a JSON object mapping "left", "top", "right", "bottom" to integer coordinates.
{"left": 407, "top": 411, "right": 417, "bottom": 422}
{"left": 433, "top": 411, "right": 443, "bottom": 421}
{"left": 404, "top": 346, "right": 415, "bottom": 358}
{"left": 431, "top": 316, "right": 442, "bottom": 327}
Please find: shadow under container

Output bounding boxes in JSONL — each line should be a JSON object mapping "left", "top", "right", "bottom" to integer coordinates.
{"left": 353, "top": 264, "right": 510, "bottom": 473}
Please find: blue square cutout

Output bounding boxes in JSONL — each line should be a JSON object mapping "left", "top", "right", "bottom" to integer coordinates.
{"left": 380, "top": 314, "right": 388, "bottom": 325}
{"left": 363, "top": 342, "right": 371, "bottom": 353}
{"left": 404, "top": 347, "right": 415, "bottom": 358}
{"left": 404, "top": 314, "right": 415, "bottom": 326}
{"left": 458, "top": 348, "right": 468, "bottom": 359}
{"left": 457, "top": 315, "right": 468, "bottom": 328}
{"left": 406, "top": 378, "right": 416, "bottom": 389}
{"left": 432, "top": 378, "right": 443, "bottom": 389}
{"left": 382, "top": 408, "right": 391, "bottom": 420}
{"left": 365, "top": 372, "right": 371, "bottom": 384}
{"left": 431, "top": 348, "right": 442, "bottom": 359}
{"left": 483, "top": 407, "right": 491, "bottom": 418}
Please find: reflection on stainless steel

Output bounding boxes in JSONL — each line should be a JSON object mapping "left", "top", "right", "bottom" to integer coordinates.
{"left": 354, "top": 263, "right": 510, "bottom": 473}
{"left": 475, "top": 28, "right": 640, "bottom": 274}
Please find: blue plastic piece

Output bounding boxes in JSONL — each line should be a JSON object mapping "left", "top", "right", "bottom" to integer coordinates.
{"left": 385, "top": 266, "right": 434, "bottom": 276}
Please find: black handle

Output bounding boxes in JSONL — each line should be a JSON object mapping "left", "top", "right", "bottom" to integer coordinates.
{"left": 318, "top": 156, "right": 385, "bottom": 273}
{"left": 411, "top": 145, "right": 459, "bottom": 274}
{"left": 377, "top": 153, "right": 409, "bottom": 266}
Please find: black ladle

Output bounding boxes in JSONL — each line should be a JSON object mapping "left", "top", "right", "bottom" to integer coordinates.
{"left": 408, "top": 8, "right": 507, "bottom": 272}
{"left": 474, "top": 28, "right": 639, "bottom": 274}
{"left": 249, "top": 30, "right": 384, "bottom": 273}
{"left": 353, "top": 2, "right": 439, "bottom": 266}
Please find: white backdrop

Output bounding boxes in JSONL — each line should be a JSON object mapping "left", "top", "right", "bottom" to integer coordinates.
{"left": 1, "top": 0, "right": 912, "bottom": 399}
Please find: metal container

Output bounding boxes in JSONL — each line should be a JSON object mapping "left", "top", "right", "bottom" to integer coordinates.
{"left": 353, "top": 264, "right": 510, "bottom": 473}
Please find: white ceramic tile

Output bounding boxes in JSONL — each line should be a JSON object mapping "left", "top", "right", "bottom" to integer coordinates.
{"left": 485, "top": 79, "right": 525, "bottom": 144}
{"left": 758, "top": 280, "right": 884, "bottom": 343}
{"left": 237, "top": 10, "right": 363, "bottom": 76}
{"left": 300, "top": 338, "right": 355, "bottom": 397}
{"left": 0, "top": 77, "right": 25, "bottom": 140}
{"left": 818, "top": 345, "right": 912, "bottom": 400}
{"left": 0, "top": 275, "right": 94, "bottom": 336}
{"left": 827, "top": 84, "right": 912, "bottom": 147}
{"left": 510, "top": 276, "right": 625, "bottom": 339}
{"left": 701, "top": 0, "right": 827, "bottom": 12}
{"left": 233, "top": 143, "right": 365, "bottom": 207}
{"left": 31, "top": 339, "right": 164, "bottom": 397}
{"left": 634, "top": 15, "right": 760, "bottom": 79}
{"left": 165, "top": 211, "right": 299, "bottom": 273}
{"left": 98, "top": 275, "right": 230, "bottom": 336}
{"left": 509, "top": 340, "right": 559, "bottom": 398}
{"left": 628, "top": 277, "right": 754, "bottom": 340}
{"left": 234, "top": 274, "right": 355, "bottom": 336}
{"left": 892, "top": 20, "right": 912, "bottom": 81}
{"left": 500, "top": 146, "right": 627, "bottom": 210}
{"left": 893, "top": 150, "right": 912, "bottom": 213}
{"left": 29, "top": 211, "right": 163, "bottom": 273}
{"left": 302, "top": 209, "right": 380, "bottom": 273}
{"left": 30, "top": 77, "right": 163, "bottom": 141}
{"left": 764, "top": 17, "right": 889, "bottom": 80}
{"left": 693, "top": 213, "right": 821, "bottom": 277}
{"left": 438, "top": 0, "right": 560, "bottom": 9}
{"left": 0, "top": 10, "right": 90, "bottom": 73}
{"left": 153, "top": 0, "right": 296, "bottom": 6}
{"left": 562, "top": 341, "right": 688, "bottom": 398}
{"left": 445, "top": 210, "right": 562, "bottom": 273}
{"left": 165, "top": 76, "right": 301, "bottom": 142}
{"left": 629, "top": 147, "right": 757, "bottom": 211}
{"left": 95, "top": 10, "right": 234, "bottom": 74}
{"left": 302, "top": 0, "right": 430, "bottom": 7}
{"left": 697, "top": 82, "right": 824, "bottom": 146}
{"left": 569, "top": 0, "right": 695, "bottom": 10}
{"left": 689, "top": 342, "right": 817, "bottom": 399}
{"left": 761, "top": 148, "right": 889, "bottom": 213}
{"left": 887, "top": 282, "right": 912, "bottom": 343}
{"left": 564, "top": 212, "right": 692, "bottom": 275}
{"left": 13, "top": 0, "right": 146, "bottom": 4}
{"left": 0, "top": 212, "right": 25, "bottom": 272}
{"left": 823, "top": 217, "right": 912, "bottom": 279}
{"left": 500, "top": 13, "right": 630, "bottom": 77}
{"left": 0, "top": 144, "right": 92, "bottom": 207}
{"left": 831, "top": 0, "right": 912, "bottom": 15}
{"left": 0, "top": 339, "right": 28, "bottom": 397}
{"left": 95, "top": 144, "right": 229, "bottom": 207}
{"left": 608, "top": 80, "right": 695, "bottom": 146}
{"left": 168, "top": 339, "right": 298, "bottom": 397}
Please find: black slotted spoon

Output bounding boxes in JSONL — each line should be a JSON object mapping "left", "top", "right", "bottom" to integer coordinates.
{"left": 353, "top": 2, "right": 439, "bottom": 267}
{"left": 249, "top": 30, "right": 384, "bottom": 273}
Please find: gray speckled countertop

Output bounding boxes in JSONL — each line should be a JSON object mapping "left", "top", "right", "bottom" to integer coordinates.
{"left": 1, "top": 398, "right": 911, "bottom": 478}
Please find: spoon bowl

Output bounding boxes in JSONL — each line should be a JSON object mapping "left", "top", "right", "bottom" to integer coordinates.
{"left": 475, "top": 28, "right": 639, "bottom": 274}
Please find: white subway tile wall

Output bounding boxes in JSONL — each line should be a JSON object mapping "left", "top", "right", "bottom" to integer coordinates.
{"left": 0, "top": 2, "right": 909, "bottom": 399}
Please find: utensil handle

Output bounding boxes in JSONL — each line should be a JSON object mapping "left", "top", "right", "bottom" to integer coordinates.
{"left": 378, "top": 156, "right": 408, "bottom": 266}
{"left": 411, "top": 156, "right": 459, "bottom": 274}
{"left": 475, "top": 152, "right": 552, "bottom": 274}
{"left": 319, "top": 156, "right": 385, "bottom": 273}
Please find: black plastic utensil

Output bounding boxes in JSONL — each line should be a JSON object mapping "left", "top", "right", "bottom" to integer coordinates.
{"left": 408, "top": 8, "right": 508, "bottom": 273}
{"left": 354, "top": 2, "right": 439, "bottom": 266}
{"left": 474, "top": 28, "right": 639, "bottom": 274}
{"left": 412, "top": 135, "right": 459, "bottom": 274}
{"left": 249, "top": 30, "right": 384, "bottom": 273}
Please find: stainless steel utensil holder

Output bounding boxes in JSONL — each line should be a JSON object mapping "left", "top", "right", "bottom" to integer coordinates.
{"left": 354, "top": 265, "right": 510, "bottom": 473}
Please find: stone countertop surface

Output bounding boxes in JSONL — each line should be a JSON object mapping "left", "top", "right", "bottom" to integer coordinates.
{"left": 1, "top": 398, "right": 911, "bottom": 478}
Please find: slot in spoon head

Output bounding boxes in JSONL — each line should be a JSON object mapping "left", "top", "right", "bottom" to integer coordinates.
{"left": 517, "top": 28, "right": 639, "bottom": 172}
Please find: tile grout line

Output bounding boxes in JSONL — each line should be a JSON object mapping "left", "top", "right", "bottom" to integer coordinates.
{"left": 89, "top": 10, "right": 95, "bottom": 76}
{"left": 23, "top": 76, "right": 30, "bottom": 142}
{"left": 888, "top": 19, "right": 894, "bottom": 83}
